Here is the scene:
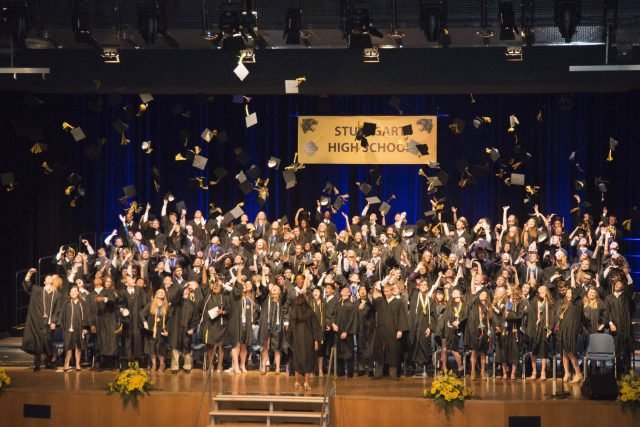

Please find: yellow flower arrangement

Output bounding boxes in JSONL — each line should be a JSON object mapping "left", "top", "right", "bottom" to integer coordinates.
{"left": 0, "top": 368, "right": 11, "bottom": 393}
{"left": 107, "top": 362, "right": 152, "bottom": 406}
{"left": 617, "top": 371, "right": 640, "bottom": 409}
{"left": 424, "top": 370, "right": 473, "bottom": 414}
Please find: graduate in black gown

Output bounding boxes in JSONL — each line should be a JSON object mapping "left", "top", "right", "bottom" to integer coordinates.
{"left": 140, "top": 288, "right": 171, "bottom": 371}
{"left": 60, "top": 286, "right": 90, "bottom": 372}
{"left": 581, "top": 286, "right": 607, "bottom": 350}
{"left": 257, "top": 278, "right": 285, "bottom": 374}
{"left": 89, "top": 277, "right": 120, "bottom": 370}
{"left": 333, "top": 287, "right": 359, "bottom": 377}
{"left": 198, "top": 279, "right": 230, "bottom": 372}
{"left": 605, "top": 279, "right": 633, "bottom": 376}
{"left": 355, "top": 285, "right": 375, "bottom": 376}
{"left": 224, "top": 273, "right": 246, "bottom": 374}
{"left": 120, "top": 275, "right": 148, "bottom": 367}
{"left": 526, "top": 285, "right": 553, "bottom": 380}
{"left": 169, "top": 283, "right": 199, "bottom": 373}
{"left": 436, "top": 288, "right": 467, "bottom": 376}
{"left": 287, "top": 288, "right": 322, "bottom": 390}
{"left": 310, "top": 287, "right": 326, "bottom": 377}
{"left": 408, "top": 279, "right": 438, "bottom": 376}
{"left": 466, "top": 288, "right": 492, "bottom": 381}
{"left": 555, "top": 287, "right": 583, "bottom": 383}
{"left": 494, "top": 285, "right": 526, "bottom": 381}
{"left": 21, "top": 269, "right": 61, "bottom": 371}
{"left": 371, "top": 280, "right": 409, "bottom": 380}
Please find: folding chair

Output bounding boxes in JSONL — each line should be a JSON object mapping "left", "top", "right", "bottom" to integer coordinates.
{"left": 583, "top": 333, "right": 616, "bottom": 379}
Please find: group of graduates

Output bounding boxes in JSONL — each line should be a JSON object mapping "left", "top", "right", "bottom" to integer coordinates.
{"left": 20, "top": 197, "right": 636, "bottom": 388}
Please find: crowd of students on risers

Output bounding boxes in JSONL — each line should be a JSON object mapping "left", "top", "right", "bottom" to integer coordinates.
{"left": 20, "top": 197, "right": 636, "bottom": 390}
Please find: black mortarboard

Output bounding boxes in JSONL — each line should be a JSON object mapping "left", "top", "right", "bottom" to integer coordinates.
{"left": 223, "top": 205, "right": 245, "bottom": 224}
{"left": 192, "top": 154, "right": 208, "bottom": 170}
{"left": 175, "top": 201, "right": 187, "bottom": 213}
{"left": 122, "top": 184, "right": 136, "bottom": 198}
{"left": 416, "top": 144, "right": 429, "bottom": 156}
{"left": 201, "top": 128, "right": 215, "bottom": 143}
{"left": 164, "top": 191, "right": 175, "bottom": 202}
{"left": 213, "top": 167, "right": 228, "bottom": 180}
{"left": 362, "top": 122, "right": 376, "bottom": 137}
{"left": 279, "top": 215, "right": 289, "bottom": 225}
{"left": 401, "top": 124, "right": 413, "bottom": 136}
{"left": 357, "top": 182, "right": 372, "bottom": 195}
{"left": 366, "top": 196, "right": 381, "bottom": 205}
{"left": 247, "top": 164, "right": 261, "bottom": 180}
{"left": 179, "top": 129, "right": 191, "bottom": 145}
{"left": 70, "top": 127, "right": 86, "bottom": 142}
{"left": 332, "top": 196, "right": 345, "bottom": 211}
{"left": 236, "top": 170, "right": 247, "bottom": 183}
{"left": 67, "top": 173, "right": 83, "bottom": 185}
{"left": 510, "top": 173, "right": 525, "bottom": 186}
{"left": 487, "top": 147, "right": 500, "bottom": 162}
{"left": 369, "top": 167, "right": 382, "bottom": 186}
{"left": 437, "top": 169, "right": 450, "bottom": 186}
{"left": 1, "top": 172, "right": 15, "bottom": 187}
{"left": 323, "top": 182, "right": 334, "bottom": 194}
{"left": 283, "top": 170, "right": 297, "bottom": 189}
{"left": 379, "top": 201, "right": 391, "bottom": 215}
{"left": 139, "top": 93, "right": 153, "bottom": 104}
{"left": 235, "top": 148, "right": 250, "bottom": 166}
{"left": 151, "top": 166, "right": 161, "bottom": 180}
{"left": 239, "top": 180, "right": 254, "bottom": 195}
{"left": 112, "top": 118, "right": 128, "bottom": 134}
{"left": 268, "top": 157, "right": 281, "bottom": 169}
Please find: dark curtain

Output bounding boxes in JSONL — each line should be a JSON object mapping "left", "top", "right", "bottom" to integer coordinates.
{"left": 1, "top": 91, "right": 639, "bottom": 330}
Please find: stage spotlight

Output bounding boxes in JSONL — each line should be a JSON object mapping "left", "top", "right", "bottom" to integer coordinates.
{"left": 137, "top": 1, "right": 160, "bottom": 44}
{"left": 219, "top": 9, "right": 246, "bottom": 52}
{"left": 71, "top": 0, "right": 92, "bottom": 42}
{"left": 283, "top": 6, "right": 302, "bottom": 44}
{"left": 101, "top": 47, "right": 120, "bottom": 64}
{"left": 346, "top": 8, "right": 383, "bottom": 49}
{"left": 554, "top": 0, "right": 581, "bottom": 43}
{"left": 498, "top": 2, "right": 517, "bottom": 40}
{"left": 1, "top": 0, "right": 28, "bottom": 47}
{"left": 363, "top": 47, "right": 379, "bottom": 63}
{"left": 420, "top": 1, "right": 443, "bottom": 42}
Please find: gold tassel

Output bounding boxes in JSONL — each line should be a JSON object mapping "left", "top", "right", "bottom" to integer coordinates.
{"left": 606, "top": 149, "right": 613, "bottom": 162}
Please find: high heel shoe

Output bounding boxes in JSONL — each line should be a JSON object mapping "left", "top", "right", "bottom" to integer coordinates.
{"left": 527, "top": 372, "right": 537, "bottom": 380}
{"left": 562, "top": 374, "right": 571, "bottom": 382}
{"left": 304, "top": 383, "right": 311, "bottom": 391}
{"left": 539, "top": 373, "right": 546, "bottom": 381}
{"left": 294, "top": 382, "right": 302, "bottom": 388}
{"left": 570, "top": 373, "right": 583, "bottom": 384}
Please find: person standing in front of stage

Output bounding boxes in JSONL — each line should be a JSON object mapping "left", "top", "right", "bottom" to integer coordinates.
{"left": 120, "top": 275, "right": 148, "bottom": 368}
{"left": 436, "top": 287, "right": 467, "bottom": 377}
{"left": 466, "top": 288, "right": 492, "bottom": 381}
{"left": 199, "top": 277, "right": 229, "bottom": 373}
{"left": 60, "top": 286, "right": 90, "bottom": 371}
{"left": 257, "top": 272, "right": 285, "bottom": 375}
{"left": 141, "top": 288, "right": 171, "bottom": 372}
{"left": 333, "top": 286, "right": 359, "bottom": 377}
{"left": 408, "top": 278, "right": 438, "bottom": 377}
{"left": 371, "top": 277, "right": 409, "bottom": 381}
{"left": 526, "top": 285, "right": 553, "bottom": 380}
{"left": 494, "top": 285, "right": 526, "bottom": 381}
{"left": 88, "top": 277, "right": 120, "bottom": 370}
{"left": 355, "top": 284, "right": 375, "bottom": 377}
{"left": 310, "top": 287, "right": 326, "bottom": 377}
{"left": 21, "top": 268, "right": 61, "bottom": 371}
{"left": 222, "top": 270, "right": 246, "bottom": 374}
{"left": 169, "top": 282, "right": 199, "bottom": 374}
{"left": 605, "top": 279, "right": 633, "bottom": 376}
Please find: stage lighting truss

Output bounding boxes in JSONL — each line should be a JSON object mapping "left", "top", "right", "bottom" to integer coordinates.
{"left": 363, "top": 47, "right": 379, "bottom": 63}
{"left": 101, "top": 47, "right": 120, "bottom": 64}
{"left": 504, "top": 46, "right": 523, "bottom": 61}
{"left": 345, "top": 7, "right": 383, "bottom": 49}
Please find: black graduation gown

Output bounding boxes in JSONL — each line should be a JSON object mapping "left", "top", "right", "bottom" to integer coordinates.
{"left": 371, "top": 297, "right": 409, "bottom": 366}
{"left": 60, "top": 299, "right": 89, "bottom": 351}
{"left": 333, "top": 299, "right": 359, "bottom": 360}
{"left": 140, "top": 303, "right": 171, "bottom": 355}
{"left": 310, "top": 300, "right": 326, "bottom": 353}
{"left": 225, "top": 282, "right": 247, "bottom": 346}
{"left": 436, "top": 302, "right": 468, "bottom": 352}
{"left": 21, "top": 280, "right": 61, "bottom": 355}
{"left": 408, "top": 293, "right": 437, "bottom": 365}
{"left": 89, "top": 288, "right": 120, "bottom": 357}
{"left": 323, "top": 296, "right": 339, "bottom": 358}
{"left": 287, "top": 312, "right": 322, "bottom": 374}
{"left": 198, "top": 290, "right": 231, "bottom": 346}
{"left": 605, "top": 292, "right": 632, "bottom": 361}
{"left": 555, "top": 293, "right": 582, "bottom": 354}
{"left": 526, "top": 299, "right": 554, "bottom": 357}
{"left": 494, "top": 299, "right": 526, "bottom": 364}
{"left": 582, "top": 301, "right": 608, "bottom": 337}
{"left": 356, "top": 298, "right": 376, "bottom": 362}
{"left": 464, "top": 301, "right": 492, "bottom": 352}
{"left": 120, "top": 287, "right": 148, "bottom": 360}
{"left": 257, "top": 291, "right": 285, "bottom": 350}
{"left": 169, "top": 294, "right": 199, "bottom": 352}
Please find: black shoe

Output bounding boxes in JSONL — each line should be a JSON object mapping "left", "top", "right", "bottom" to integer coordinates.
{"left": 172, "top": 370, "right": 178, "bottom": 375}
{"left": 368, "top": 371, "right": 374, "bottom": 378}
{"left": 456, "top": 369, "right": 464, "bottom": 378}
{"left": 184, "top": 369, "right": 191, "bottom": 374}
{"left": 33, "top": 365, "right": 40, "bottom": 372}
{"left": 356, "top": 370, "right": 365, "bottom": 377}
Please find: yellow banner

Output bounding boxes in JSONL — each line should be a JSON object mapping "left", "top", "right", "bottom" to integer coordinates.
{"left": 297, "top": 116, "right": 437, "bottom": 165}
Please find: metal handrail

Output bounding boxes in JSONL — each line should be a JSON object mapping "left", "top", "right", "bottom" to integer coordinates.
{"left": 319, "top": 345, "right": 337, "bottom": 427}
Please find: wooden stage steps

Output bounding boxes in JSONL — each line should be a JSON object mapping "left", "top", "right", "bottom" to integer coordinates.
{"left": 211, "top": 394, "right": 325, "bottom": 426}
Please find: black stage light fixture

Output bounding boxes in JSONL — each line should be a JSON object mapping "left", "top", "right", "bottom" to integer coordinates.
{"left": 284, "top": 6, "right": 302, "bottom": 44}
{"left": 219, "top": 8, "right": 246, "bottom": 52}
{"left": 71, "top": 0, "right": 92, "bottom": 42}
{"left": 498, "top": 1, "right": 517, "bottom": 40}
{"left": 1, "top": 0, "right": 28, "bottom": 47}
{"left": 554, "top": 0, "right": 581, "bottom": 43}
{"left": 420, "top": 1, "right": 444, "bottom": 42}
{"left": 137, "top": 0, "right": 160, "bottom": 44}
{"left": 347, "top": 8, "right": 383, "bottom": 49}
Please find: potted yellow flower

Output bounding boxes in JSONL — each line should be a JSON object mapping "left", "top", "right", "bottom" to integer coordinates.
{"left": 618, "top": 371, "right": 640, "bottom": 413}
{"left": 107, "top": 362, "right": 153, "bottom": 406}
{"left": 0, "top": 368, "right": 11, "bottom": 393}
{"left": 424, "top": 369, "right": 473, "bottom": 414}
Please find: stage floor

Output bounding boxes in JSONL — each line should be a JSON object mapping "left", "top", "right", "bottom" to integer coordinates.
{"left": 1, "top": 366, "right": 638, "bottom": 427}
